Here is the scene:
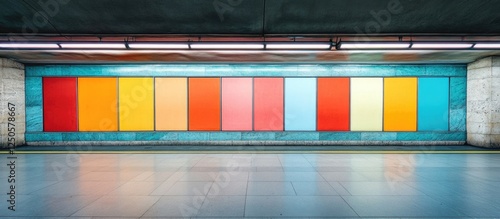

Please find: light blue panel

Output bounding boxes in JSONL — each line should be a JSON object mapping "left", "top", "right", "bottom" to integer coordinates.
{"left": 210, "top": 132, "right": 242, "bottom": 140}
{"left": 361, "top": 132, "right": 397, "bottom": 141}
{"left": 397, "top": 132, "right": 465, "bottom": 141}
{"left": 241, "top": 132, "right": 276, "bottom": 140}
{"left": 285, "top": 78, "right": 317, "bottom": 131}
{"left": 275, "top": 132, "right": 319, "bottom": 140}
{"left": 418, "top": 78, "right": 450, "bottom": 131}
{"left": 319, "top": 132, "right": 361, "bottom": 140}
{"left": 178, "top": 132, "right": 210, "bottom": 141}
{"left": 26, "top": 106, "right": 43, "bottom": 132}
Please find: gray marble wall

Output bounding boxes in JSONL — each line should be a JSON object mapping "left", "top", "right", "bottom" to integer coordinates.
{"left": 467, "top": 57, "right": 500, "bottom": 148}
{"left": 0, "top": 58, "right": 25, "bottom": 148}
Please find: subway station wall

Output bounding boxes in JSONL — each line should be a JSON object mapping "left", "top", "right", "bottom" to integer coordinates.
{"left": 25, "top": 65, "right": 466, "bottom": 144}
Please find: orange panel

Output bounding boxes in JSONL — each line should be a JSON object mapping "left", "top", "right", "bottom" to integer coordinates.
{"left": 78, "top": 77, "right": 118, "bottom": 131}
{"left": 317, "top": 78, "right": 350, "bottom": 131}
{"left": 384, "top": 78, "right": 417, "bottom": 131}
{"left": 188, "top": 78, "right": 221, "bottom": 131}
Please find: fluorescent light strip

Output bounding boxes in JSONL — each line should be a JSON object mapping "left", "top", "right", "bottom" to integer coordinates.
{"left": 190, "top": 43, "right": 264, "bottom": 49}
{"left": 473, "top": 43, "right": 500, "bottom": 49}
{"left": 0, "top": 43, "right": 59, "bottom": 49}
{"left": 128, "top": 43, "right": 189, "bottom": 49}
{"left": 266, "top": 43, "right": 331, "bottom": 49}
{"left": 60, "top": 43, "right": 126, "bottom": 49}
{"left": 411, "top": 43, "right": 473, "bottom": 49}
{"left": 339, "top": 42, "right": 410, "bottom": 49}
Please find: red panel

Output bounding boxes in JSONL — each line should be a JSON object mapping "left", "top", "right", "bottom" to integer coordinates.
{"left": 43, "top": 77, "right": 78, "bottom": 132}
{"left": 317, "top": 78, "right": 350, "bottom": 131}
{"left": 254, "top": 78, "right": 283, "bottom": 131}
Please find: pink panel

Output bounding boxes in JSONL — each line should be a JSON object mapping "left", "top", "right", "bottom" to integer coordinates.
{"left": 222, "top": 78, "right": 253, "bottom": 130}
{"left": 254, "top": 78, "right": 284, "bottom": 131}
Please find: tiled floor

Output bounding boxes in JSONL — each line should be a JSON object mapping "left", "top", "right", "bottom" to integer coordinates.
{"left": 1, "top": 152, "right": 500, "bottom": 218}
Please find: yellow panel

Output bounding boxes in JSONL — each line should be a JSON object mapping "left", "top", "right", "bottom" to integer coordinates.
{"left": 78, "top": 77, "right": 118, "bottom": 131}
{"left": 119, "top": 78, "right": 154, "bottom": 131}
{"left": 350, "top": 78, "right": 383, "bottom": 131}
{"left": 384, "top": 78, "right": 417, "bottom": 131}
{"left": 155, "top": 78, "right": 188, "bottom": 130}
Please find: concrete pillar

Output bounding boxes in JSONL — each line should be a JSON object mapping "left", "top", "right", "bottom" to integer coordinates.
{"left": 467, "top": 56, "right": 500, "bottom": 148}
{"left": 0, "top": 58, "right": 25, "bottom": 148}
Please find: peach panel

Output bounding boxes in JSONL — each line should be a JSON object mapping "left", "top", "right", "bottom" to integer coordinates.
{"left": 155, "top": 78, "right": 188, "bottom": 130}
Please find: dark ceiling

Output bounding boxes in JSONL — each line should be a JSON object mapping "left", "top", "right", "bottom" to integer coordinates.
{"left": 1, "top": 0, "right": 500, "bottom": 36}
{"left": 1, "top": 0, "right": 500, "bottom": 64}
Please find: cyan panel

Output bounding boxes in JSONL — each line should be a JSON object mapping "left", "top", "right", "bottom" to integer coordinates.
{"left": 418, "top": 78, "right": 450, "bottom": 131}
{"left": 284, "top": 78, "right": 317, "bottom": 131}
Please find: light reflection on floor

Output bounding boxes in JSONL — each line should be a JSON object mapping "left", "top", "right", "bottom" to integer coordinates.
{"left": 1, "top": 152, "right": 500, "bottom": 218}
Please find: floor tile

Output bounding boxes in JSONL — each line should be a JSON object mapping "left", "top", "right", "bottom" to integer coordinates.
{"left": 340, "top": 181, "right": 426, "bottom": 195}
{"left": 291, "top": 182, "right": 339, "bottom": 196}
{"left": 164, "top": 181, "right": 214, "bottom": 196}
{"left": 246, "top": 182, "right": 296, "bottom": 196}
{"left": 142, "top": 196, "right": 206, "bottom": 217}
{"left": 319, "top": 171, "right": 370, "bottom": 182}
{"left": 245, "top": 196, "right": 357, "bottom": 217}
{"left": 208, "top": 181, "right": 248, "bottom": 196}
{"left": 343, "top": 195, "right": 466, "bottom": 217}
{"left": 72, "top": 195, "right": 160, "bottom": 217}
{"left": 107, "top": 181, "right": 163, "bottom": 195}
{"left": 197, "top": 196, "right": 246, "bottom": 217}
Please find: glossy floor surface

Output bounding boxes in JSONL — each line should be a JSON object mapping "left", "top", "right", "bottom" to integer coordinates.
{"left": 1, "top": 152, "right": 500, "bottom": 218}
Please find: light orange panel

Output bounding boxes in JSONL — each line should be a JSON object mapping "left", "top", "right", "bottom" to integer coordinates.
{"left": 78, "top": 77, "right": 118, "bottom": 131}
{"left": 383, "top": 77, "right": 418, "bottom": 131}
{"left": 155, "top": 78, "right": 188, "bottom": 130}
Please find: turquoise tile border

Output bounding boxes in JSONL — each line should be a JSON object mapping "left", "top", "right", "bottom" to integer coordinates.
{"left": 25, "top": 132, "right": 466, "bottom": 142}
{"left": 26, "top": 64, "right": 466, "bottom": 77}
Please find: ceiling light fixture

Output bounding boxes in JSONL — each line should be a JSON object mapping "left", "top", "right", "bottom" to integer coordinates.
{"left": 189, "top": 42, "right": 264, "bottom": 49}
{"left": 410, "top": 42, "right": 474, "bottom": 49}
{"left": 59, "top": 43, "right": 126, "bottom": 49}
{"left": 127, "top": 42, "right": 189, "bottom": 49}
{"left": 265, "top": 42, "right": 332, "bottom": 50}
{"left": 0, "top": 42, "right": 60, "bottom": 49}
{"left": 337, "top": 42, "right": 410, "bottom": 49}
{"left": 473, "top": 43, "right": 500, "bottom": 49}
